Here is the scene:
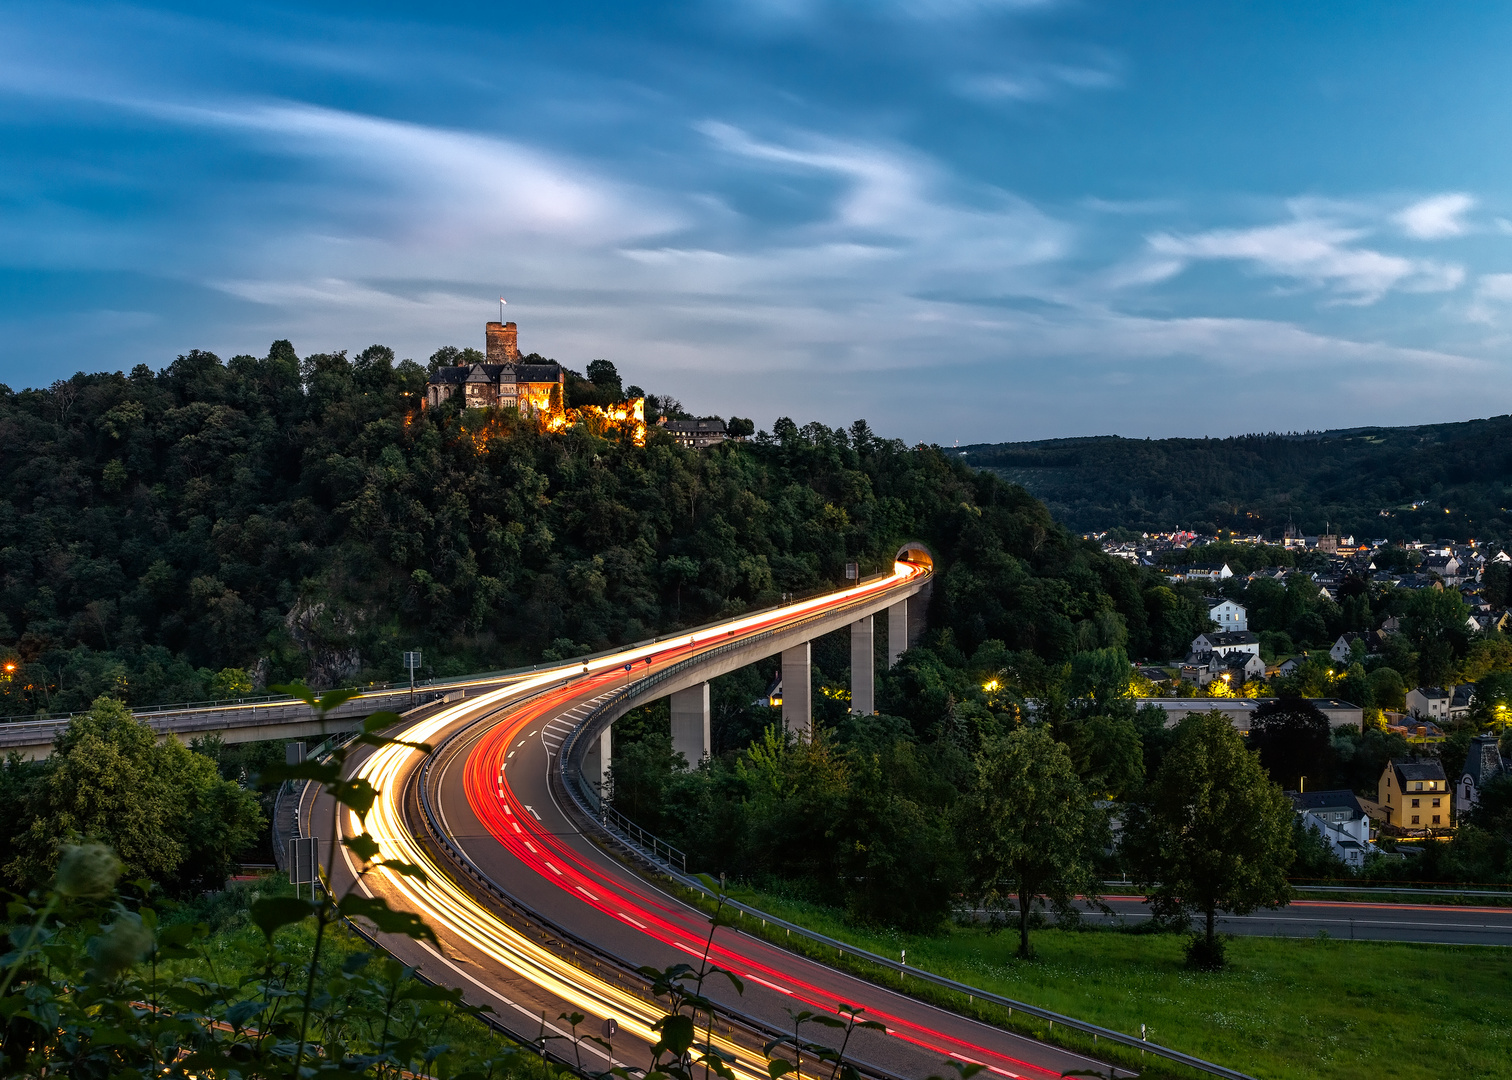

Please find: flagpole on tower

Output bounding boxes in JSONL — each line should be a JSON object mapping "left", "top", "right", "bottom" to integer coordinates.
{"left": 499, "top": 296, "right": 507, "bottom": 322}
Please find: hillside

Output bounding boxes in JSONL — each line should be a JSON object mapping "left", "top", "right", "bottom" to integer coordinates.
{"left": 0, "top": 340, "right": 1169, "bottom": 717}
{"left": 961, "top": 416, "right": 1512, "bottom": 541}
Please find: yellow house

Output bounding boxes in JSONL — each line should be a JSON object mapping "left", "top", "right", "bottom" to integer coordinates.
{"left": 1377, "top": 759, "right": 1452, "bottom": 833}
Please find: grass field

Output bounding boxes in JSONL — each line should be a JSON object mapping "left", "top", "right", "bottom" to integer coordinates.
{"left": 703, "top": 884, "right": 1512, "bottom": 1080}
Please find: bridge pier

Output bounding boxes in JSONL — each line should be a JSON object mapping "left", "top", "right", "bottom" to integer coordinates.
{"left": 781, "top": 642, "right": 812, "bottom": 737}
{"left": 581, "top": 726, "right": 613, "bottom": 798}
{"left": 888, "top": 599, "right": 909, "bottom": 667}
{"left": 850, "top": 616, "right": 874, "bottom": 714}
{"left": 670, "top": 682, "right": 711, "bottom": 767}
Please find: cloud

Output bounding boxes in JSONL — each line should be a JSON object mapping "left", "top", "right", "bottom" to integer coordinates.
{"left": 1467, "top": 272, "right": 1512, "bottom": 323}
{"left": 953, "top": 62, "right": 1118, "bottom": 102}
{"left": 1147, "top": 209, "right": 1464, "bottom": 304}
{"left": 1394, "top": 193, "right": 1475, "bottom": 239}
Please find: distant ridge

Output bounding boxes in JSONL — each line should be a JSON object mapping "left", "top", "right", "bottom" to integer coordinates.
{"left": 959, "top": 414, "right": 1512, "bottom": 543}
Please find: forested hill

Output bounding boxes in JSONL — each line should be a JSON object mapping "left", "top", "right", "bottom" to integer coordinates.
{"left": 0, "top": 341, "right": 1182, "bottom": 717}
{"left": 962, "top": 415, "right": 1512, "bottom": 541}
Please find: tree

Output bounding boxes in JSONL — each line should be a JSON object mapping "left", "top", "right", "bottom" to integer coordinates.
{"left": 8, "top": 696, "right": 262, "bottom": 893}
{"left": 1123, "top": 710, "right": 1294, "bottom": 968}
{"left": 1249, "top": 696, "right": 1332, "bottom": 791}
{"left": 957, "top": 727, "right": 1106, "bottom": 957}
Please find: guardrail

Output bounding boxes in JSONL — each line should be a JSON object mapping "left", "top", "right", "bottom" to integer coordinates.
{"left": 413, "top": 692, "right": 922, "bottom": 1080}
{"left": 551, "top": 577, "right": 1255, "bottom": 1080}
{"left": 2, "top": 577, "right": 875, "bottom": 727}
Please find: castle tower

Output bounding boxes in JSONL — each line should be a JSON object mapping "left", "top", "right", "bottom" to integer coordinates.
{"left": 485, "top": 321, "right": 520, "bottom": 362}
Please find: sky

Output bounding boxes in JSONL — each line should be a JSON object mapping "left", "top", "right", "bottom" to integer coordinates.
{"left": 4, "top": 1, "right": 1512, "bottom": 442}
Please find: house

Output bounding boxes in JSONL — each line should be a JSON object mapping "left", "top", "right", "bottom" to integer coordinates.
{"left": 1406, "top": 686, "right": 1450, "bottom": 719}
{"left": 661, "top": 419, "right": 729, "bottom": 449}
{"left": 1405, "top": 685, "right": 1473, "bottom": 721}
{"left": 1458, "top": 734, "right": 1509, "bottom": 815}
{"left": 1205, "top": 597, "right": 1248, "bottom": 631}
{"left": 1287, "top": 789, "right": 1374, "bottom": 868}
{"left": 1185, "top": 563, "right": 1233, "bottom": 582}
{"left": 1423, "top": 554, "right": 1463, "bottom": 585}
{"left": 1277, "top": 655, "right": 1307, "bottom": 676}
{"left": 1180, "top": 650, "right": 1266, "bottom": 687}
{"left": 1329, "top": 633, "right": 1364, "bottom": 665}
{"left": 1190, "top": 630, "right": 1261, "bottom": 659}
{"left": 1376, "top": 759, "right": 1452, "bottom": 832}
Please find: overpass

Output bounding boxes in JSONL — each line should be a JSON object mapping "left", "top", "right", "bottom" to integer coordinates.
{"left": 0, "top": 548, "right": 934, "bottom": 763}
{"left": 308, "top": 550, "right": 1194, "bottom": 1080}
{"left": 0, "top": 678, "right": 496, "bottom": 761}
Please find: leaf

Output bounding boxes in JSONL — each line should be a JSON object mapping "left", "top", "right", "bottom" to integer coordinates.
{"left": 271, "top": 681, "right": 318, "bottom": 708}
{"left": 363, "top": 711, "right": 404, "bottom": 733}
{"left": 807, "top": 1015, "right": 845, "bottom": 1029}
{"left": 767, "top": 1061, "right": 793, "bottom": 1080}
{"left": 250, "top": 896, "right": 316, "bottom": 939}
{"left": 254, "top": 760, "right": 340, "bottom": 787}
{"left": 329, "top": 777, "right": 379, "bottom": 820}
{"left": 338, "top": 894, "right": 438, "bottom": 945}
{"left": 653, "top": 1013, "right": 695, "bottom": 1057}
{"left": 341, "top": 951, "right": 374, "bottom": 974}
{"left": 317, "top": 687, "right": 361, "bottom": 714}
{"left": 379, "top": 860, "right": 430, "bottom": 883}
{"left": 343, "top": 833, "right": 382, "bottom": 862}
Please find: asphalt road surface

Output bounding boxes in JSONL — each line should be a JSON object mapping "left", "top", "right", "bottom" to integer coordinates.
{"left": 1083, "top": 895, "right": 1512, "bottom": 946}
{"left": 311, "top": 567, "right": 1140, "bottom": 1080}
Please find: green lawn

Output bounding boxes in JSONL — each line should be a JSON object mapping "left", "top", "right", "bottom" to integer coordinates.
{"left": 698, "top": 884, "right": 1512, "bottom": 1080}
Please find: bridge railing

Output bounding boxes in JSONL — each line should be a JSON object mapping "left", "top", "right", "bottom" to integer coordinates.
{"left": 552, "top": 572, "right": 1256, "bottom": 1080}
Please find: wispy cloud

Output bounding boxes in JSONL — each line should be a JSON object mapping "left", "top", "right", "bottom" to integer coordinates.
{"left": 1147, "top": 206, "right": 1465, "bottom": 304}
{"left": 1394, "top": 193, "right": 1475, "bottom": 239}
{"left": 953, "top": 62, "right": 1118, "bottom": 102}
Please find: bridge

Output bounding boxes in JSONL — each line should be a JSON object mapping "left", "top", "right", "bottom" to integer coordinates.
{"left": 303, "top": 549, "right": 1225, "bottom": 1080}
{"left": 6, "top": 544, "right": 1247, "bottom": 1079}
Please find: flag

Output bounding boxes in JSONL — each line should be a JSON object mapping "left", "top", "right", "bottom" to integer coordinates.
{"left": 499, "top": 297, "right": 508, "bottom": 304}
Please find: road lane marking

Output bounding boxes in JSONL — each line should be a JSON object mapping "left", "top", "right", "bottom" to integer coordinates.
{"left": 524, "top": 805, "right": 542, "bottom": 820}
{"left": 616, "top": 912, "right": 647, "bottom": 929}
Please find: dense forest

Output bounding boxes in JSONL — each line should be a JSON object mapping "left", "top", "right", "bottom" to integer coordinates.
{"left": 961, "top": 417, "right": 1512, "bottom": 541}
{"left": 0, "top": 339, "right": 1205, "bottom": 718}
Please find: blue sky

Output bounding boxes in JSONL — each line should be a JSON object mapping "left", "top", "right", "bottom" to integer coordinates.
{"left": 4, "top": 1, "right": 1512, "bottom": 441}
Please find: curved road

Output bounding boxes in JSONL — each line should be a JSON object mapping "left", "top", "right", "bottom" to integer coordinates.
{"left": 313, "top": 562, "right": 1131, "bottom": 1080}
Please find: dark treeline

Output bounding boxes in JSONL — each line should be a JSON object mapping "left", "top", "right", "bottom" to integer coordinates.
{"left": 0, "top": 339, "right": 1215, "bottom": 717}
{"left": 961, "top": 417, "right": 1512, "bottom": 541}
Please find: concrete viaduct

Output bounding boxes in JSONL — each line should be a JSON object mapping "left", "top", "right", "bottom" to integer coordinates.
{"left": 579, "top": 545, "right": 933, "bottom": 790}
{"left": 0, "top": 546, "right": 931, "bottom": 765}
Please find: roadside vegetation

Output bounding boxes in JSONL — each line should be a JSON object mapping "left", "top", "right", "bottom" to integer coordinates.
{"left": 688, "top": 883, "right": 1512, "bottom": 1080}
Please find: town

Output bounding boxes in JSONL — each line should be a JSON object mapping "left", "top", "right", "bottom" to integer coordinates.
{"left": 1096, "top": 526, "right": 1510, "bottom": 858}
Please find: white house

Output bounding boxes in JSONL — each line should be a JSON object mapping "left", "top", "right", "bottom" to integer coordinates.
{"left": 1205, "top": 597, "right": 1248, "bottom": 631}
{"left": 1186, "top": 563, "right": 1233, "bottom": 582}
{"left": 1288, "top": 790, "right": 1374, "bottom": 868}
{"left": 1190, "top": 630, "right": 1261, "bottom": 658}
{"left": 1407, "top": 685, "right": 1475, "bottom": 721}
{"left": 1329, "top": 633, "right": 1364, "bottom": 664}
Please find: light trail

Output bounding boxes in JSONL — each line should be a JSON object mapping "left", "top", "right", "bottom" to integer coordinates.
{"left": 327, "top": 559, "right": 1085, "bottom": 1080}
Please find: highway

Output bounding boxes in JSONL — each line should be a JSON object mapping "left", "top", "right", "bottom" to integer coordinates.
{"left": 312, "top": 560, "right": 1137, "bottom": 1080}
{"left": 1082, "top": 895, "right": 1512, "bottom": 946}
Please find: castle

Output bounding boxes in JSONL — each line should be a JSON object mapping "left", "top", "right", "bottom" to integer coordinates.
{"left": 425, "top": 320, "right": 646, "bottom": 446}
{"left": 424, "top": 321, "right": 565, "bottom": 413}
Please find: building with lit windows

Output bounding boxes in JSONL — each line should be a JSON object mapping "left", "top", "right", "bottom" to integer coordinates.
{"left": 1376, "top": 758, "right": 1451, "bottom": 833}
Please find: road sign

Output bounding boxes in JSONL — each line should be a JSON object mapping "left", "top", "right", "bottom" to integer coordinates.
{"left": 845, "top": 562, "right": 858, "bottom": 580}
{"left": 403, "top": 651, "right": 422, "bottom": 671}
{"left": 602, "top": 1018, "right": 618, "bottom": 1040}
{"left": 285, "top": 741, "right": 305, "bottom": 766}
{"left": 288, "top": 836, "right": 319, "bottom": 895}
